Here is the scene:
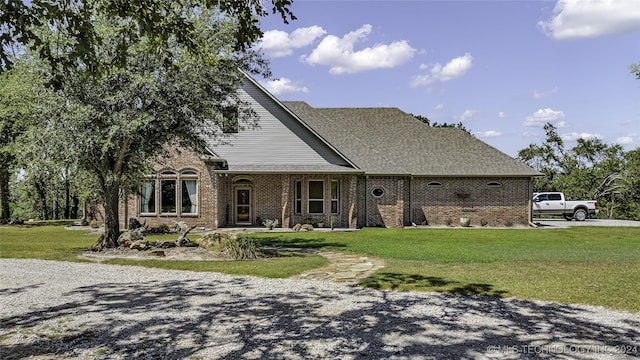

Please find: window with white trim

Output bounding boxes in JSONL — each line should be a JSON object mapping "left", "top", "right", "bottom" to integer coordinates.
{"left": 294, "top": 180, "right": 302, "bottom": 214}
{"left": 181, "top": 171, "right": 198, "bottom": 214}
{"left": 221, "top": 106, "right": 238, "bottom": 134}
{"left": 372, "top": 187, "right": 385, "bottom": 198}
{"left": 139, "top": 170, "right": 199, "bottom": 216}
{"left": 331, "top": 180, "right": 339, "bottom": 213}
{"left": 140, "top": 178, "right": 156, "bottom": 214}
{"left": 308, "top": 180, "right": 324, "bottom": 214}
{"left": 160, "top": 171, "right": 177, "bottom": 214}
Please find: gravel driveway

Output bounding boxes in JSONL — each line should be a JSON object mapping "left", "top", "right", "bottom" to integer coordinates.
{"left": 533, "top": 218, "right": 640, "bottom": 228}
{"left": 1, "top": 259, "right": 639, "bottom": 359}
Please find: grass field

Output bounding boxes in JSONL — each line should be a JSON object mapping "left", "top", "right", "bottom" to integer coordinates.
{"left": 252, "top": 227, "right": 640, "bottom": 312}
{"left": 1, "top": 225, "right": 639, "bottom": 312}
{"left": 0, "top": 226, "right": 327, "bottom": 278}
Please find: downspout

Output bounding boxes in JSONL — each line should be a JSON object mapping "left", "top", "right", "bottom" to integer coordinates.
{"left": 409, "top": 176, "right": 413, "bottom": 226}
{"left": 528, "top": 177, "right": 537, "bottom": 227}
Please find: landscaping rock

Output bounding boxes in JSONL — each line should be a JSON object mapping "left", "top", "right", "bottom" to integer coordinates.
{"left": 156, "top": 240, "right": 177, "bottom": 249}
{"left": 173, "top": 221, "right": 189, "bottom": 233}
{"left": 129, "top": 240, "right": 149, "bottom": 251}
{"left": 118, "top": 228, "right": 146, "bottom": 247}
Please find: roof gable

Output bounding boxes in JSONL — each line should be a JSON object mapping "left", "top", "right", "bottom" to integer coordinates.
{"left": 207, "top": 77, "right": 358, "bottom": 173}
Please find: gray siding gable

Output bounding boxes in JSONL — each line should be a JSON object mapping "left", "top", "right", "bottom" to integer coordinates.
{"left": 208, "top": 77, "right": 357, "bottom": 173}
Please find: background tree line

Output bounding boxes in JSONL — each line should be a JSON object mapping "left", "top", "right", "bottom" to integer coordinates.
{"left": 518, "top": 122, "right": 640, "bottom": 220}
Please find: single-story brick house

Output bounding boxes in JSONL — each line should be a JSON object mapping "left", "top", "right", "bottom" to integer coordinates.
{"left": 120, "top": 74, "right": 541, "bottom": 229}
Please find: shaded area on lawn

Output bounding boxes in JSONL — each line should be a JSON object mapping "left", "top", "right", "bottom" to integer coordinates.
{"left": 1, "top": 274, "right": 638, "bottom": 359}
{"left": 359, "top": 272, "right": 509, "bottom": 298}
{"left": 255, "top": 235, "right": 346, "bottom": 250}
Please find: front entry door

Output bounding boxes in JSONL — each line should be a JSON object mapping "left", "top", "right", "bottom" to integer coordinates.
{"left": 235, "top": 188, "right": 252, "bottom": 225}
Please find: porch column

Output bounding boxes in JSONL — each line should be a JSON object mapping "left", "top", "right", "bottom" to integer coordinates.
{"left": 281, "top": 175, "right": 291, "bottom": 228}
{"left": 348, "top": 176, "right": 358, "bottom": 229}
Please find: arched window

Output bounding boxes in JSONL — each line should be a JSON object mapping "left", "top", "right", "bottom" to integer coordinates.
{"left": 181, "top": 170, "right": 199, "bottom": 214}
{"left": 486, "top": 182, "right": 503, "bottom": 188}
{"left": 138, "top": 170, "right": 200, "bottom": 216}
{"left": 160, "top": 171, "right": 177, "bottom": 214}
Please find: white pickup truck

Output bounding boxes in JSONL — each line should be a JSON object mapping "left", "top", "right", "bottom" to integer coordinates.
{"left": 532, "top": 192, "right": 599, "bottom": 221}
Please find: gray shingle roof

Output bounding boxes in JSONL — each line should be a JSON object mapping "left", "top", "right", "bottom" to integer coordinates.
{"left": 221, "top": 163, "right": 361, "bottom": 174}
{"left": 283, "top": 101, "right": 540, "bottom": 177}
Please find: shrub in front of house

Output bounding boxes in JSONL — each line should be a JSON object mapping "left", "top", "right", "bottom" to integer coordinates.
{"left": 262, "top": 219, "right": 279, "bottom": 230}
{"left": 196, "top": 232, "right": 259, "bottom": 260}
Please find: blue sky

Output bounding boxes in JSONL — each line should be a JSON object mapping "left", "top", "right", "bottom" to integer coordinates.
{"left": 255, "top": 0, "right": 640, "bottom": 157}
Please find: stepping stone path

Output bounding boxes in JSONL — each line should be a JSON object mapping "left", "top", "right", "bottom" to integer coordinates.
{"left": 294, "top": 250, "right": 385, "bottom": 284}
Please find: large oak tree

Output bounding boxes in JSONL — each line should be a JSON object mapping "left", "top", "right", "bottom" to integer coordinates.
{"left": 3, "top": 1, "right": 294, "bottom": 246}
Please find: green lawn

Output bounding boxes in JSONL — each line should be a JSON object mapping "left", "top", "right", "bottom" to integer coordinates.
{"left": 1, "top": 225, "right": 639, "bottom": 312}
{"left": 252, "top": 227, "right": 640, "bottom": 312}
{"left": 0, "top": 226, "right": 327, "bottom": 278}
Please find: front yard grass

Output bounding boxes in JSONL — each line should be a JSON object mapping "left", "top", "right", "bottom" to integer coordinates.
{"left": 1, "top": 225, "right": 639, "bottom": 312}
{"left": 253, "top": 227, "right": 640, "bottom": 312}
{"left": 0, "top": 226, "right": 327, "bottom": 278}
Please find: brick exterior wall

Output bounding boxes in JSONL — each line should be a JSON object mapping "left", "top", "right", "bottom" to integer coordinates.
{"left": 410, "top": 177, "right": 532, "bottom": 227}
{"left": 358, "top": 176, "right": 532, "bottom": 227}
{"left": 120, "top": 148, "right": 532, "bottom": 229}
{"left": 120, "top": 148, "right": 216, "bottom": 229}
{"left": 359, "top": 176, "right": 406, "bottom": 227}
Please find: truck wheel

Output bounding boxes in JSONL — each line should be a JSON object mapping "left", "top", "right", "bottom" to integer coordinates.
{"left": 573, "top": 208, "right": 587, "bottom": 221}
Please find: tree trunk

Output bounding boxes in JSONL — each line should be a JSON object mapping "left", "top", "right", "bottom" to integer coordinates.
{"left": 103, "top": 184, "right": 121, "bottom": 247}
{"left": 0, "top": 166, "right": 11, "bottom": 222}
{"left": 71, "top": 193, "right": 79, "bottom": 219}
{"left": 53, "top": 185, "right": 59, "bottom": 220}
{"left": 35, "top": 179, "right": 49, "bottom": 220}
{"left": 64, "top": 176, "right": 70, "bottom": 219}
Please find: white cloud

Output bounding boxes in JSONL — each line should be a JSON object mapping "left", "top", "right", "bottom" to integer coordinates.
{"left": 616, "top": 133, "right": 639, "bottom": 147}
{"left": 410, "top": 53, "right": 473, "bottom": 87}
{"left": 539, "top": 0, "right": 640, "bottom": 39}
{"left": 258, "top": 26, "right": 326, "bottom": 58}
{"left": 434, "top": 103, "right": 445, "bottom": 111}
{"left": 476, "top": 130, "right": 502, "bottom": 138}
{"left": 302, "top": 24, "right": 415, "bottom": 74}
{"left": 562, "top": 132, "right": 601, "bottom": 141}
{"left": 616, "top": 136, "right": 634, "bottom": 144}
{"left": 260, "top": 78, "right": 309, "bottom": 97}
{"left": 498, "top": 112, "right": 506, "bottom": 118}
{"left": 523, "top": 108, "right": 566, "bottom": 127}
{"left": 458, "top": 109, "right": 477, "bottom": 122}
{"left": 532, "top": 87, "right": 558, "bottom": 99}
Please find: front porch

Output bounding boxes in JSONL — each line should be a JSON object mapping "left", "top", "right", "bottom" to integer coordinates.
{"left": 214, "top": 173, "right": 358, "bottom": 229}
